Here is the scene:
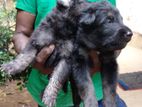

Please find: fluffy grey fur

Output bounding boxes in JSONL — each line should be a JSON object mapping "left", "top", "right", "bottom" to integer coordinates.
{"left": 1, "top": 0, "right": 132, "bottom": 107}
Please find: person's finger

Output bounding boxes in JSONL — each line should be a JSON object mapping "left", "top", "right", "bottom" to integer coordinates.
{"left": 36, "top": 44, "right": 55, "bottom": 63}
{"left": 33, "top": 61, "right": 53, "bottom": 74}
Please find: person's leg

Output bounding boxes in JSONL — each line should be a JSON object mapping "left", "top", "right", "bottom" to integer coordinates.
{"left": 98, "top": 94, "right": 127, "bottom": 107}
{"left": 98, "top": 100, "right": 103, "bottom": 107}
{"left": 116, "top": 94, "right": 127, "bottom": 107}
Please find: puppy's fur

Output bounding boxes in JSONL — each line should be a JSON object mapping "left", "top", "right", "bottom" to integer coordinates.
{"left": 1, "top": 0, "right": 133, "bottom": 107}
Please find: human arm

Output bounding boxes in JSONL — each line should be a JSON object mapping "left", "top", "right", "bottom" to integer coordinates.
{"left": 12, "top": 9, "right": 54, "bottom": 74}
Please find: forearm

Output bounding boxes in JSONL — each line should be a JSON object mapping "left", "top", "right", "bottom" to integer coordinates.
{"left": 12, "top": 10, "right": 55, "bottom": 74}
{"left": 12, "top": 32, "right": 30, "bottom": 53}
{"left": 13, "top": 9, "right": 35, "bottom": 53}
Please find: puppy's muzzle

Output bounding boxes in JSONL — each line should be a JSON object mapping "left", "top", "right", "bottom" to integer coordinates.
{"left": 119, "top": 26, "right": 133, "bottom": 42}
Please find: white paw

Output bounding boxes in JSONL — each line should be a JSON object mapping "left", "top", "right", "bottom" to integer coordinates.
{"left": 0, "top": 62, "right": 17, "bottom": 75}
{"left": 42, "top": 92, "right": 56, "bottom": 107}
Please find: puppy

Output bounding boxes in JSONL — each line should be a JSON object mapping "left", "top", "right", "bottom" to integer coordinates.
{"left": 1, "top": 0, "right": 133, "bottom": 107}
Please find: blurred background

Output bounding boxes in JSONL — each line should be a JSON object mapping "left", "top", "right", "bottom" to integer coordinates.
{"left": 116, "top": 1, "right": 142, "bottom": 107}
{"left": 0, "top": 0, "right": 142, "bottom": 107}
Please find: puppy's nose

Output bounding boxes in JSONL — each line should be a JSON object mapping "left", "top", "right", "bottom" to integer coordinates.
{"left": 119, "top": 27, "right": 133, "bottom": 38}
{"left": 125, "top": 31, "right": 133, "bottom": 38}
{"left": 119, "top": 28, "right": 133, "bottom": 42}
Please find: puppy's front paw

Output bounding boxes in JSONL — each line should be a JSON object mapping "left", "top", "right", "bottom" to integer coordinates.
{"left": 42, "top": 91, "right": 56, "bottom": 107}
{"left": 0, "top": 61, "right": 18, "bottom": 75}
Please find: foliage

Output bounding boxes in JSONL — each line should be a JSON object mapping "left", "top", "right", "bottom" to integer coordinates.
{"left": 0, "top": 1, "right": 16, "bottom": 85}
{"left": 0, "top": 1, "right": 28, "bottom": 91}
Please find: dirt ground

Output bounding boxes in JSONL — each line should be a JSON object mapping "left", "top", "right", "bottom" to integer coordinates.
{"left": 0, "top": 81, "right": 37, "bottom": 107}
{"left": 0, "top": 33, "right": 142, "bottom": 107}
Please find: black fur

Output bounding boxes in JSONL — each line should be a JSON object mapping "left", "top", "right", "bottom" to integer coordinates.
{"left": 1, "top": 0, "right": 133, "bottom": 107}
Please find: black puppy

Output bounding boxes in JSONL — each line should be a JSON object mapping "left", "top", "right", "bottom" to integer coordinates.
{"left": 1, "top": 0, "right": 133, "bottom": 107}
{"left": 76, "top": 1, "right": 133, "bottom": 107}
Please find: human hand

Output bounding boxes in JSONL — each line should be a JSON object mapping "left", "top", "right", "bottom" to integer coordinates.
{"left": 33, "top": 44, "right": 55, "bottom": 74}
{"left": 88, "top": 50, "right": 101, "bottom": 75}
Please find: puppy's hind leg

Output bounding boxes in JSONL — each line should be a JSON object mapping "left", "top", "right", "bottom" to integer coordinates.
{"left": 72, "top": 60, "right": 98, "bottom": 107}
{"left": 42, "top": 58, "right": 71, "bottom": 107}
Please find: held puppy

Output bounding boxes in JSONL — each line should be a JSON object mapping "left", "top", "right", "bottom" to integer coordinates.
{"left": 1, "top": 0, "right": 133, "bottom": 107}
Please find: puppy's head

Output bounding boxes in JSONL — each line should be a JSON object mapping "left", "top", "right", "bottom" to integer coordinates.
{"left": 78, "top": 1, "right": 133, "bottom": 52}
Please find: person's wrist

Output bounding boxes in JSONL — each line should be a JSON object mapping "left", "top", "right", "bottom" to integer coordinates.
{"left": 33, "top": 61, "right": 53, "bottom": 74}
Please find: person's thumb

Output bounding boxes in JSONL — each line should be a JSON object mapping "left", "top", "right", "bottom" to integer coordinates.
{"left": 36, "top": 44, "right": 55, "bottom": 64}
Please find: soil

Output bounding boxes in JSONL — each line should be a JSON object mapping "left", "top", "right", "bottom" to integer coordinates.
{"left": 0, "top": 81, "right": 37, "bottom": 107}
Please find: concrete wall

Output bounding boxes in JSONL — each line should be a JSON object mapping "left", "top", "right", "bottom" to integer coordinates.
{"left": 116, "top": 0, "right": 142, "bottom": 34}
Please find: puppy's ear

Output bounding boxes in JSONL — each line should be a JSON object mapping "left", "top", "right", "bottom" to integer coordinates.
{"left": 57, "top": 0, "right": 70, "bottom": 10}
{"left": 79, "top": 11, "right": 96, "bottom": 25}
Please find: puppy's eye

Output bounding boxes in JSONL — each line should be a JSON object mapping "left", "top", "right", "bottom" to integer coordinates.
{"left": 107, "top": 16, "right": 114, "bottom": 23}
